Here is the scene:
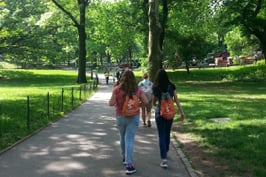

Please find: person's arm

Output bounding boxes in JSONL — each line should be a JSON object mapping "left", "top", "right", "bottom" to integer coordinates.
{"left": 139, "top": 92, "right": 148, "bottom": 106}
{"left": 109, "top": 91, "right": 116, "bottom": 106}
{"left": 152, "top": 95, "right": 157, "bottom": 107}
{"left": 173, "top": 90, "right": 185, "bottom": 121}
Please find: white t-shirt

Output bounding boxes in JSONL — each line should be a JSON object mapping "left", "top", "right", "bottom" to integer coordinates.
{"left": 138, "top": 79, "right": 153, "bottom": 101}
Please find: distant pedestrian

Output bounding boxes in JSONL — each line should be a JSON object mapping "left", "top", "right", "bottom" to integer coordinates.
{"left": 138, "top": 73, "right": 153, "bottom": 127}
{"left": 95, "top": 73, "right": 99, "bottom": 85}
{"left": 152, "top": 69, "right": 185, "bottom": 168}
{"left": 104, "top": 71, "right": 109, "bottom": 85}
{"left": 113, "top": 71, "right": 116, "bottom": 83}
{"left": 116, "top": 70, "right": 120, "bottom": 81}
{"left": 109, "top": 70, "right": 148, "bottom": 175}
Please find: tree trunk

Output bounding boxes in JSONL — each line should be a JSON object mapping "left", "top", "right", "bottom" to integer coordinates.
{"left": 52, "top": 0, "right": 88, "bottom": 84}
{"left": 148, "top": 0, "right": 162, "bottom": 82}
{"left": 128, "top": 47, "right": 132, "bottom": 67}
{"left": 77, "top": 2, "right": 87, "bottom": 83}
{"left": 159, "top": 0, "right": 168, "bottom": 50}
{"left": 257, "top": 37, "right": 266, "bottom": 63}
{"left": 252, "top": 30, "right": 266, "bottom": 63}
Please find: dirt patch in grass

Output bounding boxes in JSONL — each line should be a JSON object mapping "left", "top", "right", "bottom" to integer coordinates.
{"left": 172, "top": 122, "right": 235, "bottom": 177}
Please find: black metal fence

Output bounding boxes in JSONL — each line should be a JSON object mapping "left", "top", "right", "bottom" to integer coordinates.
{"left": 0, "top": 80, "right": 98, "bottom": 150}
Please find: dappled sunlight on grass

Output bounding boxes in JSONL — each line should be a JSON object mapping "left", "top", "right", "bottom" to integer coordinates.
{"left": 183, "top": 118, "right": 266, "bottom": 174}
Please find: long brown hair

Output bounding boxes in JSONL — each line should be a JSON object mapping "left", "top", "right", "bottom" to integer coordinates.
{"left": 119, "top": 70, "right": 138, "bottom": 95}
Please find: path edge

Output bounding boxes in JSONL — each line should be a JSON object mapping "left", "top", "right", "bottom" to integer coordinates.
{"left": 171, "top": 134, "right": 199, "bottom": 177}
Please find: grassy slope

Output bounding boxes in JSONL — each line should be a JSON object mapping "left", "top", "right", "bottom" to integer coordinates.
{"left": 169, "top": 67, "right": 266, "bottom": 177}
{"left": 0, "top": 69, "right": 95, "bottom": 150}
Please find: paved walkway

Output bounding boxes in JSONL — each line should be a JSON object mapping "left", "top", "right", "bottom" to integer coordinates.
{"left": 0, "top": 74, "right": 195, "bottom": 177}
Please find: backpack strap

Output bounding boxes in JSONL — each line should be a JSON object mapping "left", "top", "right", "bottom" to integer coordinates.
{"left": 158, "top": 85, "right": 172, "bottom": 102}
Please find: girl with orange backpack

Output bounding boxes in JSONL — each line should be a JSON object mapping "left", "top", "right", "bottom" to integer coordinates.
{"left": 152, "top": 69, "right": 185, "bottom": 168}
{"left": 109, "top": 70, "right": 148, "bottom": 175}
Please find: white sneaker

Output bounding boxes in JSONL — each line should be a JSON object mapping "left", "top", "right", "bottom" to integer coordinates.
{"left": 160, "top": 160, "right": 168, "bottom": 168}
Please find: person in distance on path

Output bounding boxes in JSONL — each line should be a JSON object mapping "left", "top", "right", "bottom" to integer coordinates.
{"left": 138, "top": 73, "right": 153, "bottom": 127}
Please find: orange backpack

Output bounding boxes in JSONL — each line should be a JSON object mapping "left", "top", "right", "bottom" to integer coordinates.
{"left": 122, "top": 94, "right": 140, "bottom": 117}
{"left": 160, "top": 92, "right": 176, "bottom": 120}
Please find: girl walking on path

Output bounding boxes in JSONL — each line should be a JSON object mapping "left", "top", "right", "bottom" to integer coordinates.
{"left": 109, "top": 70, "right": 148, "bottom": 175}
{"left": 152, "top": 69, "right": 185, "bottom": 168}
{"left": 138, "top": 73, "right": 153, "bottom": 127}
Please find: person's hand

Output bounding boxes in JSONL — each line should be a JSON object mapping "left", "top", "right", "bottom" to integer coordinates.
{"left": 180, "top": 112, "right": 185, "bottom": 122}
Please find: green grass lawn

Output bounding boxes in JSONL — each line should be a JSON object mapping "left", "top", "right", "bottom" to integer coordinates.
{"left": 0, "top": 69, "right": 96, "bottom": 150}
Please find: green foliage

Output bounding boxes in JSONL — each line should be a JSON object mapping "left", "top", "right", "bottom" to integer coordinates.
{"left": 164, "top": 0, "right": 218, "bottom": 64}
{"left": 225, "top": 27, "right": 260, "bottom": 56}
{"left": 1, "top": 1, "right": 48, "bottom": 59}
{"left": 213, "top": 0, "right": 266, "bottom": 56}
{"left": 87, "top": 0, "right": 145, "bottom": 64}
{"left": 1, "top": 0, "right": 265, "bottom": 75}
{"left": 0, "top": 0, "right": 79, "bottom": 68}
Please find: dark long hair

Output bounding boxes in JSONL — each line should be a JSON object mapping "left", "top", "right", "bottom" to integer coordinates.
{"left": 153, "top": 69, "right": 171, "bottom": 92}
{"left": 119, "top": 70, "right": 138, "bottom": 95}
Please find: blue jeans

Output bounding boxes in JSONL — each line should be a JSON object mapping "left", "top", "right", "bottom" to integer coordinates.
{"left": 155, "top": 108, "right": 173, "bottom": 159}
{"left": 116, "top": 115, "right": 139, "bottom": 164}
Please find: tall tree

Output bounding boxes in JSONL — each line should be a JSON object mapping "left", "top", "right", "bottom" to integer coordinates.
{"left": 214, "top": 0, "right": 266, "bottom": 60}
{"left": 159, "top": 0, "right": 168, "bottom": 51}
{"left": 0, "top": 0, "right": 54, "bottom": 66}
{"left": 52, "top": 0, "right": 89, "bottom": 83}
{"left": 87, "top": 1, "right": 145, "bottom": 67}
{"left": 148, "top": 0, "right": 162, "bottom": 81}
{"left": 163, "top": 0, "right": 213, "bottom": 72}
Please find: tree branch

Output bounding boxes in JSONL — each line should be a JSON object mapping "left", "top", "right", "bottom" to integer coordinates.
{"left": 51, "top": 0, "right": 79, "bottom": 28}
